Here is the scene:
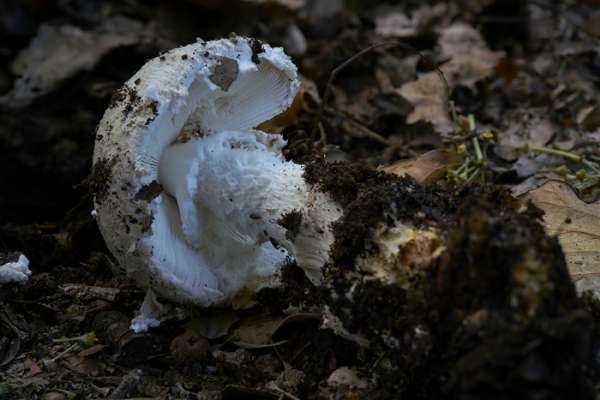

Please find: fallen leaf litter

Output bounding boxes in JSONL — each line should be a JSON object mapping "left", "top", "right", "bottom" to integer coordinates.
{"left": 2, "top": 1, "right": 600, "bottom": 399}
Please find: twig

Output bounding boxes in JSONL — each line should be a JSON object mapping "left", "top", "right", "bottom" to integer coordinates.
{"left": 309, "top": 41, "right": 449, "bottom": 149}
{"left": 0, "top": 311, "right": 28, "bottom": 340}
{"left": 324, "top": 107, "right": 391, "bottom": 146}
{"left": 289, "top": 341, "right": 311, "bottom": 365}
{"left": 266, "top": 381, "right": 303, "bottom": 400}
{"left": 43, "top": 344, "right": 80, "bottom": 370}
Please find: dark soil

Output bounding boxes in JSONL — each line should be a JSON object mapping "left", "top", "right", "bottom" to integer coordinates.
{"left": 302, "top": 157, "right": 599, "bottom": 398}
{"left": 1, "top": 0, "right": 599, "bottom": 399}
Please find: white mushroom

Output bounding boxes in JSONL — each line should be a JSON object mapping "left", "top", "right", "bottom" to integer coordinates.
{"left": 92, "top": 39, "right": 593, "bottom": 378}
{"left": 92, "top": 36, "right": 338, "bottom": 331}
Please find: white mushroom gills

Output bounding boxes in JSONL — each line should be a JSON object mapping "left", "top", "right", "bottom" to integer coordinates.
{"left": 92, "top": 37, "right": 337, "bottom": 331}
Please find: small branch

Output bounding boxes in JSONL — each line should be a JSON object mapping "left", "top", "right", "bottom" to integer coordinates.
{"left": 309, "top": 42, "right": 449, "bottom": 149}
{"left": 324, "top": 107, "right": 391, "bottom": 146}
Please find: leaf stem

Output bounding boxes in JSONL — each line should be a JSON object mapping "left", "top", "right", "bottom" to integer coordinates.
{"left": 507, "top": 143, "right": 582, "bottom": 162}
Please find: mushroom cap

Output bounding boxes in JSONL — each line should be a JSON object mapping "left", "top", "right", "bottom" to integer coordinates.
{"left": 92, "top": 37, "right": 300, "bottom": 308}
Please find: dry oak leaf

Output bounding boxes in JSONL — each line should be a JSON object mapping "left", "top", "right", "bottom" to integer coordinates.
{"left": 397, "top": 22, "right": 504, "bottom": 134}
{"left": 520, "top": 180, "right": 600, "bottom": 293}
{"left": 437, "top": 22, "right": 504, "bottom": 89}
{"left": 227, "top": 312, "right": 320, "bottom": 345}
{"left": 383, "top": 149, "right": 462, "bottom": 184}
{"left": 397, "top": 71, "right": 453, "bottom": 133}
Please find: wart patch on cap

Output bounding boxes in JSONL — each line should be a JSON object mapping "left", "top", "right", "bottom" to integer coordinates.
{"left": 209, "top": 56, "right": 239, "bottom": 92}
{"left": 134, "top": 180, "right": 164, "bottom": 202}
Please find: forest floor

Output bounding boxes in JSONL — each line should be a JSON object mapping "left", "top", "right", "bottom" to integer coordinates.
{"left": 1, "top": 0, "right": 600, "bottom": 399}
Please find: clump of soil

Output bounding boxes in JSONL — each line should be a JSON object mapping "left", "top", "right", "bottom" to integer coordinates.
{"left": 304, "top": 157, "right": 599, "bottom": 399}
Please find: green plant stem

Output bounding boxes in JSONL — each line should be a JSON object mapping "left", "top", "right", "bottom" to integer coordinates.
{"left": 583, "top": 158, "right": 600, "bottom": 174}
{"left": 468, "top": 114, "right": 476, "bottom": 132}
{"left": 507, "top": 143, "right": 581, "bottom": 162}
{"left": 472, "top": 137, "right": 483, "bottom": 162}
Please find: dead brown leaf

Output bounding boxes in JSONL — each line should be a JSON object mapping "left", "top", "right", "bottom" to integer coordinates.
{"left": 383, "top": 149, "right": 462, "bottom": 184}
{"left": 228, "top": 312, "right": 320, "bottom": 345}
{"left": 494, "top": 59, "right": 525, "bottom": 84}
{"left": 182, "top": 308, "right": 240, "bottom": 339}
{"left": 397, "top": 22, "right": 504, "bottom": 134}
{"left": 78, "top": 344, "right": 106, "bottom": 358}
{"left": 64, "top": 352, "right": 104, "bottom": 376}
{"left": 520, "top": 180, "right": 600, "bottom": 293}
{"left": 494, "top": 120, "right": 556, "bottom": 161}
{"left": 375, "top": 11, "right": 413, "bottom": 38}
{"left": 61, "top": 284, "right": 123, "bottom": 303}
{"left": 579, "top": 105, "right": 600, "bottom": 132}
{"left": 0, "top": 337, "right": 21, "bottom": 367}
{"left": 23, "top": 358, "right": 42, "bottom": 378}
{"left": 397, "top": 72, "right": 453, "bottom": 133}
{"left": 437, "top": 22, "right": 504, "bottom": 89}
{"left": 375, "top": 3, "right": 449, "bottom": 38}
{"left": 2, "top": 17, "right": 143, "bottom": 107}
{"left": 580, "top": 11, "right": 600, "bottom": 38}
{"left": 377, "top": 54, "right": 420, "bottom": 88}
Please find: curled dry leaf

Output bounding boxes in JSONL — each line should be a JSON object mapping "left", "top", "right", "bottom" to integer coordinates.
{"left": 519, "top": 180, "right": 600, "bottom": 293}
{"left": 382, "top": 149, "right": 463, "bottom": 184}
{"left": 579, "top": 105, "right": 600, "bottom": 132}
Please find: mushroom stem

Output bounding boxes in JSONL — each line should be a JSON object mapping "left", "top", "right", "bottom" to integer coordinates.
{"left": 157, "top": 129, "right": 309, "bottom": 300}
{"left": 159, "top": 130, "right": 307, "bottom": 248}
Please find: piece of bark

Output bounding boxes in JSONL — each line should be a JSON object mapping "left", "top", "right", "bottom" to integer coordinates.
{"left": 108, "top": 368, "right": 145, "bottom": 400}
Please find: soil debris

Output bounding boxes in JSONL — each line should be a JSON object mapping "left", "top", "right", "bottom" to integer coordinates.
{"left": 2, "top": 0, "right": 600, "bottom": 398}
